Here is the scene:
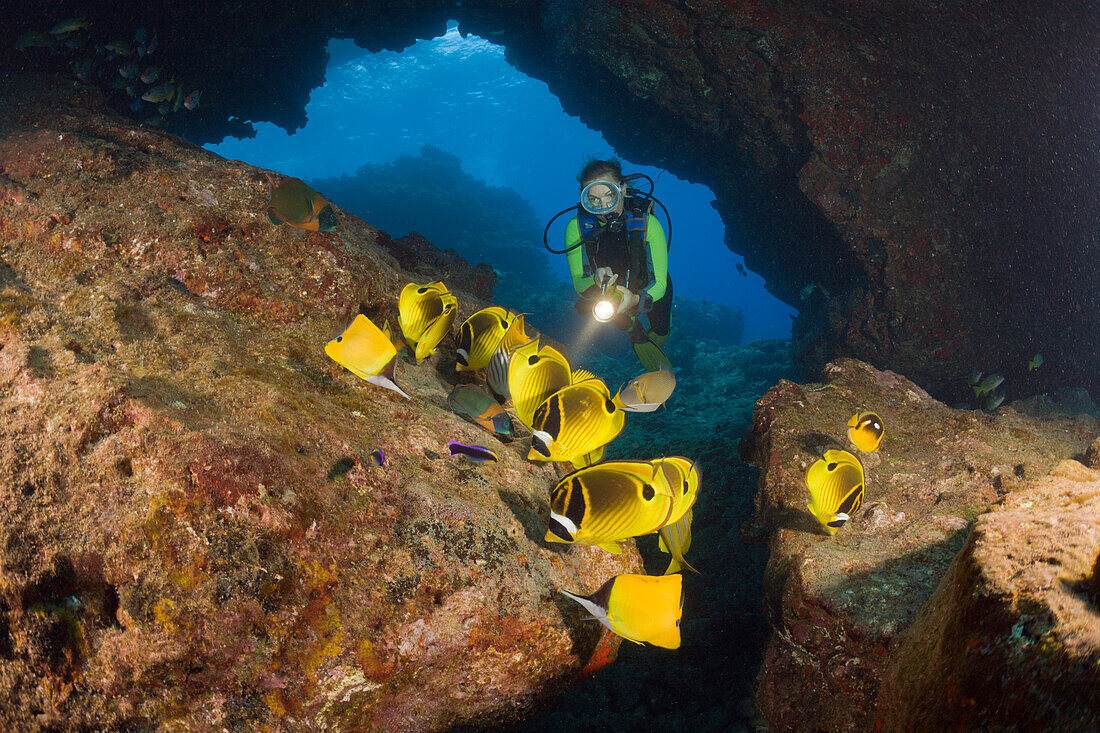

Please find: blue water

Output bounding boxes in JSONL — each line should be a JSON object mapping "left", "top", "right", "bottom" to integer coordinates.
{"left": 206, "top": 22, "right": 795, "bottom": 342}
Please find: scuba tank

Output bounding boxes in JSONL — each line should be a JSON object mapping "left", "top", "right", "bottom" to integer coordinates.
{"left": 542, "top": 172, "right": 673, "bottom": 255}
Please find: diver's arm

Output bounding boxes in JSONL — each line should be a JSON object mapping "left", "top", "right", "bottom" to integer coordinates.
{"left": 565, "top": 218, "right": 595, "bottom": 295}
{"left": 643, "top": 214, "right": 668, "bottom": 303}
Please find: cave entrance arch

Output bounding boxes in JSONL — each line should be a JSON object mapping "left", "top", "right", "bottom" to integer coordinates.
{"left": 206, "top": 21, "right": 795, "bottom": 343}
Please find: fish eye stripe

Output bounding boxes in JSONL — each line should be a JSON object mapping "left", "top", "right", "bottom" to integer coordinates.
{"left": 565, "top": 484, "right": 587, "bottom": 528}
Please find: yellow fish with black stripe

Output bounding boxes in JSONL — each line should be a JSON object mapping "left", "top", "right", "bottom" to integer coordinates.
{"left": 805, "top": 449, "right": 864, "bottom": 535}
{"left": 397, "top": 281, "right": 456, "bottom": 362}
{"left": 455, "top": 306, "right": 515, "bottom": 371}
{"left": 528, "top": 377, "right": 624, "bottom": 467}
{"left": 413, "top": 296, "right": 457, "bottom": 362}
{"left": 560, "top": 573, "right": 683, "bottom": 649}
{"left": 545, "top": 460, "right": 678, "bottom": 553}
{"left": 398, "top": 281, "right": 448, "bottom": 344}
{"left": 846, "top": 410, "right": 884, "bottom": 452}
{"left": 507, "top": 339, "right": 573, "bottom": 429}
{"left": 324, "top": 314, "right": 410, "bottom": 399}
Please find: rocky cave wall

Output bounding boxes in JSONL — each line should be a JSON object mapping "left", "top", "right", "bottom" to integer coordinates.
{"left": 2, "top": 1, "right": 1096, "bottom": 401}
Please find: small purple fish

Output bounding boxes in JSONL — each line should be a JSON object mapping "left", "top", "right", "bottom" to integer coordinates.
{"left": 448, "top": 441, "right": 498, "bottom": 463}
{"left": 370, "top": 449, "right": 385, "bottom": 467}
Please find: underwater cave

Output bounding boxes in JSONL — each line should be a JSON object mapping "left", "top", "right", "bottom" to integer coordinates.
{"left": 0, "top": 1, "right": 1096, "bottom": 731}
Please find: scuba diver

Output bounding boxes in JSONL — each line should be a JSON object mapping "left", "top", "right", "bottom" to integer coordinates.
{"left": 544, "top": 159, "right": 673, "bottom": 372}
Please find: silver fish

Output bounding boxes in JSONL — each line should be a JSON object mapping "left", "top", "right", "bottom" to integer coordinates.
{"left": 141, "top": 83, "right": 175, "bottom": 103}
{"left": 985, "top": 392, "right": 1005, "bottom": 411}
{"left": 614, "top": 367, "right": 676, "bottom": 412}
{"left": 486, "top": 346, "right": 510, "bottom": 403}
{"left": 974, "top": 373, "right": 1004, "bottom": 396}
{"left": 182, "top": 89, "right": 201, "bottom": 111}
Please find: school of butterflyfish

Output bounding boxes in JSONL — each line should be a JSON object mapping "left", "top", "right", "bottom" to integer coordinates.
{"left": 803, "top": 410, "right": 885, "bottom": 535}
{"left": 322, "top": 277, "right": 691, "bottom": 652}
{"left": 315, "top": 253, "right": 890, "bottom": 655}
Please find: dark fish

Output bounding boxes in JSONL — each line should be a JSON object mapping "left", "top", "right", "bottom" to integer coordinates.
{"left": 264, "top": 173, "right": 337, "bottom": 232}
{"left": 447, "top": 384, "right": 514, "bottom": 441}
{"left": 370, "top": 449, "right": 385, "bottom": 467}
{"left": 448, "top": 441, "right": 498, "bottom": 463}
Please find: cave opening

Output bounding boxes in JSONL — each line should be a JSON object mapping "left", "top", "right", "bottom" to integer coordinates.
{"left": 205, "top": 21, "right": 797, "bottom": 346}
{"left": 205, "top": 21, "right": 781, "bottom": 730}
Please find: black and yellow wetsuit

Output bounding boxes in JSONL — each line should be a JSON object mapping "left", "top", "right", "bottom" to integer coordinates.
{"left": 565, "top": 201, "right": 673, "bottom": 371}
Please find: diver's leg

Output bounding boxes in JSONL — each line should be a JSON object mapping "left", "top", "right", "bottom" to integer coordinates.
{"left": 632, "top": 278, "right": 673, "bottom": 371}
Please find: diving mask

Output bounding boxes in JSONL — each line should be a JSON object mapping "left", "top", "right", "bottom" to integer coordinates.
{"left": 581, "top": 180, "right": 623, "bottom": 215}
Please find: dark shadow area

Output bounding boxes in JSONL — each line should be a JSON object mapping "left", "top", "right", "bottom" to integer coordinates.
{"left": 326, "top": 457, "right": 356, "bottom": 480}
{"left": 798, "top": 431, "right": 847, "bottom": 457}
{"left": 497, "top": 488, "right": 564, "bottom": 553}
{"left": 824, "top": 528, "right": 971, "bottom": 634}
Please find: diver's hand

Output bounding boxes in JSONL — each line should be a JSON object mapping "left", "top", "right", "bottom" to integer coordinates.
{"left": 594, "top": 267, "right": 616, "bottom": 288}
{"left": 614, "top": 286, "right": 640, "bottom": 315}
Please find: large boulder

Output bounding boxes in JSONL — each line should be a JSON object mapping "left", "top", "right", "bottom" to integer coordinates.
{"left": 884, "top": 459, "right": 1100, "bottom": 730}
{"left": 0, "top": 73, "right": 639, "bottom": 731}
{"left": 741, "top": 358, "right": 1099, "bottom": 731}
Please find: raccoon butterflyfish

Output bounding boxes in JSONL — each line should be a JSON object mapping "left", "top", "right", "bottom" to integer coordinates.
{"left": 652, "top": 457, "right": 700, "bottom": 573}
{"left": 528, "top": 379, "right": 624, "bottom": 466}
{"left": 486, "top": 315, "right": 535, "bottom": 403}
{"left": 846, "top": 411, "right": 884, "bottom": 453}
{"left": 264, "top": 174, "right": 337, "bottom": 232}
{"left": 508, "top": 339, "right": 573, "bottom": 429}
{"left": 380, "top": 320, "right": 406, "bottom": 354}
{"left": 413, "top": 297, "right": 457, "bottom": 362}
{"left": 805, "top": 449, "right": 864, "bottom": 535}
{"left": 447, "top": 384, "right": 514, "bottom": 442}
{"left": 612, "top": 366, "right": 676, "bottom": 413}
{"left": 545, "top": 460, "right": 678, "bottom": 554}
{"left": 455, "top": 306, "right": 515, "bottom": 371}
{"left": 560, "top": 573, "right": 683, "bottom": 649}
{"left": 447, "top": 441, "right": 498, "bottom": 463}
{"left": 324, "top": 314, "right": 410, "bottom": 399}
{"left": 397, "top": 281, "right": 450, "bottom": 348}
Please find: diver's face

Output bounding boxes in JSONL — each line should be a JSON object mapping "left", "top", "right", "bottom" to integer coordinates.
{"left": 583, "top": 178, "right": 624, "bottom": 216}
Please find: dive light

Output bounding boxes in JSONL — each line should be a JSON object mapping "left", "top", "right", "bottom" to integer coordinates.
{"left": 592, "top": 283, "right": 622, "bottom": 323}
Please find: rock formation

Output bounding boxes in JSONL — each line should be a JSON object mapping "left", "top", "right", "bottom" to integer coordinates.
{"left": 0, "top": 73, "right": 639, "bottom": 731}
{"left": 742, "top": 358, "right": 1099, "bottom": 731}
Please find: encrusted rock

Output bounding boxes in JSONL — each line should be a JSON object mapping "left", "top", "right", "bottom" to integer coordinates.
{"left": 884, "top": 460, "right": 1100, "bottom": 730}
{"left": 1084, "top": 436, "right": 1100, "bottom": 470}
{"left": 743, "top": 358, "right": 1098, "bottom": 731}
{"left": 0, "top": 74, "right": 639, "bottom": 731}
